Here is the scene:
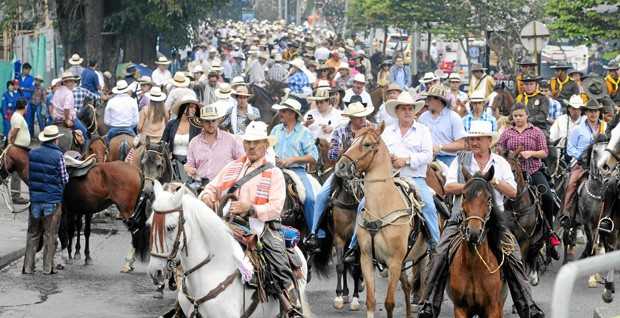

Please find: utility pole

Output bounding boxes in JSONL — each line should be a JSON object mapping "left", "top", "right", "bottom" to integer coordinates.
{"left": 284, "top": 0, "right": 288, "bottom": 24}
{"left": 278, "top": 0, "right": 282, "bottom": 20}
{"left": 295, "top": 0, "right": 301, "bottom": 25}
{"left": 411, "top": 22, "right": 418, "bottom": 76}
{"left": 342, "top": 0, "right": 348, "bottom": 37}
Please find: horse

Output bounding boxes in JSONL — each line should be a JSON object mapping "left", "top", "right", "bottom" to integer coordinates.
{"left": 597, "top": 122, "right": 620, "bottom": 173}
{"left": 77, "top": 97, "right": 108, "bottom": 137}
{"left": 447, "top": 166, "right": 508, "bottom": 318}
{"left": 146, "top": 180, "right": 310, "bottom": 317}
{"left": 369, "top": 85, "right": 385, "bottom": 118}
{"left": 503, "top": 149, "right": 546, "bottom": 285}
{"left": 86, "top": 136, "right": 108, "bottom": 163}
{"left": 310, "top": 138, "right": 336, "bottom": 184}
{"left": 108, "top": 133, "right": 134, "bottom": 162}
{"left": 491, "top": 86, "right": 514, "bottom": 118}
{"left": 0, "top": 144, "right": 29, "bottom": 212}
{"left": 334, "top": 123, "right": 429, "bottom": 318}
{"left": 249, "top": 82, "right": 287, "bottom": 123}
{"left": 61, "top": 161, "right": 143, "bottom": 264}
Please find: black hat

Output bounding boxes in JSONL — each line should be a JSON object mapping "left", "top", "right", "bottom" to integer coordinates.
{"left": 582, "top": 99, "right": 603, "bottom": 110}
{"left": 550, "top": 63, "right": 572, "bottom": 70}
{"left": 518, "top": 57, "right": 537, "bottom": 66}
{"left": 521, "top": 73, "right": 541, "bottom": 82}
{"left": 604, "top": 61, "right": 619, "bottom": 70}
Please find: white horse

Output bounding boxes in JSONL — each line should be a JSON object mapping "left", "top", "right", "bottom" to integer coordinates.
{"left": 598, "top": 122, "right": 620, "bottom": 173}
{"left": 147, "top": 180, "right": 310, "bottom": 317}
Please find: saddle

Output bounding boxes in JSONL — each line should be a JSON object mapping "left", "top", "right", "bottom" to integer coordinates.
{"left": 64, "top": 154, "right": 97, "bottom": 178}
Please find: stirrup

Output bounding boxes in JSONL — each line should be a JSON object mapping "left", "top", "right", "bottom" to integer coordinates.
{"left": 598, "top": 217, "right": 615, "bottom": 234}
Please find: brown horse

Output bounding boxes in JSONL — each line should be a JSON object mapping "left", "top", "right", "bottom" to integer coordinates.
{"left": 108, "top": 134, "right": 134, "bottom": 162}
{"left": 0, "top": 144, "right": 30, "bottom": 212}
{"left": 86, "top": 136, "right": 108, "bottom": 163}
{"left": 335, "top": 122, "right": 429, "bottom": 318}
{"left": 310, "top": 138, "right": 336, "bottom": 184}
{"left": 369, "top": 86, "right": 385, "bottom": 119}
{"left": 448, "top": 166, "right": 507, "bottom": 318}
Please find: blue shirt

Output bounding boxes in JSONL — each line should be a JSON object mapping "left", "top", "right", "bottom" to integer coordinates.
{"left": 463, "top": 111, "right": 497, "bottom": 132}
{"left": 567, "top": 119, "right": 603, "bottom": 160}
{"left": 270, "top": 122, "right": 318, "bottom": 168}
{"left": 548, "top": 97, "right": 562, "bottom": 121}
{"left": 80, "top": 67, "right": 100, "bottom": 94}
{"left": 18, "top": 74, "right": 35, "bottom": 101}
{"left": 287, "top": 71, "right": 309, "bottom": 94}
{"left": 418, "top": 107, "right": 467, "bottom": 156}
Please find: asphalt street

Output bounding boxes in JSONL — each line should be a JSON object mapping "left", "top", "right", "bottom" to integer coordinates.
{"left": 0, "top": 219, "right": 618, "bottom": 318}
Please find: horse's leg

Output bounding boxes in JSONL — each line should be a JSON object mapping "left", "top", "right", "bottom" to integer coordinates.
{"left": 385, "top": 257, "right": 405, "bottom": 318}
{"left": 359, "top": 235, "right": 376, "bottom": 317}
{"left": 400, "top": 270, "right": 412, "bottom": 318}
{"left": 334, "top": 244, "right": 345, "bottom": 309}
{"left": 74, "top": 214, "right": 82, "bottom": 260}
{"left": 342, "top": 263, "right": 350, "bottom": 303}
{"left": 351, "top": 264, "right": 361, "bottom": 311}
{"left": 84, "top": 213, "right": 92, "bottom": 265}
{"left": 66, "top": 215, "right": 74, "bottom": 265}
{"left": 454, "top": 306, "right": 468, "bottom": 318}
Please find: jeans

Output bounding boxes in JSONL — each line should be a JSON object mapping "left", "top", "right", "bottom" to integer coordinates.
{"left": 23, "top": 203, "right": 61, "bottom": 274}
{"left": 436, "top": 154, "right": 456, "bottom": 166}
{"left": 348, "top": 177, "right": 440, "bottom": 250}
{"left": 73, "top": 118, "right": 90, "bottom": 143}
{"left": 310, "top": 173, "right": 335, "bottom": 238}
{"left": 287, "top": 167, "right": 317, "bottom": 232}
{"left": 26, "top": 103, "right": 45, "bottom": 135}
{"left": 106, "top": 126, "right": 136, "bottom": 143}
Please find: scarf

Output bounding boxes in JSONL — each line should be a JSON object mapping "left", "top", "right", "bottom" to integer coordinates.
{"left": 516, "top": 89, "right": 541, "bottom": 105}
{"left": 606, "top": 74, "right": 620, "bottom": 95}
{"left": 218, "top": 156, "right": 272, "bottom": 204}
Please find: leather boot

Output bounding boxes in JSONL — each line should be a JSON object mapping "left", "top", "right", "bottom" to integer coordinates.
{"left": 278, "top": 291, "right": 303, "bottom": 318}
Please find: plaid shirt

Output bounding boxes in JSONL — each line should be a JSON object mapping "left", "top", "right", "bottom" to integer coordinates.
{"left": 548, "top": 97, "right": 562, "bottom": 121}
{"left": 497, "top": 124, "right": 548, "bottom": 176}
{"left": 328, "top": 121, "right": 374, "bottom": 161}
{"left": 267, "top": 62, "right": 289, "bottom": 83}
{"left": 73, "top": 86, "right": 100, "bottom": 111}
{"left": 463, "top": 111, "right": 497, "bottom": 132}
{"left": 287, "top": 70, "right": 309, "bottom": 94}
{"left": 59, "top": 157, "right": 69, "bottom": 184}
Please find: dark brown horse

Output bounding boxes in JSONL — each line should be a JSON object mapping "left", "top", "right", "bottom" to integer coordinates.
{"left": 369, "top": 85, "right": 385, "bottom": 119}
{"left": 249, "top": 82, "right": 287, "bottom": 123}
{"left": 448, "top": 166, "right": 508, "bottom": 318}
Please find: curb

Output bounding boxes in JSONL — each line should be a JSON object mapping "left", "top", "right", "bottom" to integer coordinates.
{"left": 0, "top": 246, "right": 26, "bottom": 270}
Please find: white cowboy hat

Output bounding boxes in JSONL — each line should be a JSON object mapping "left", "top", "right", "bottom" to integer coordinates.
{"left": 112, "top": 80, "right": 131, "bottom": 94}
{"left": 209, "top": 60, "right": 223, "bottom": 73}
{"left": 386, "top": 91, "right": 426, "bottom": 118}
{"left": 68, "top": 53, "right": 83, "bottom": 65}
{"left": 288, "top": 58, "right": 305, "bottom": 70}
{"left": 565, "top": 95, "right": 585, "bottom": 109}
{"left": 138, "top": 75, "right": 153, "bottom": 85}
{"left": 342, "top": 102, "right": 374, "bottom": 118}
{"left": 466, "top": 120, "right": 497, "bottom": 142}
{"left": 307, "top": 89, "right": 330, "bottom": 101}
{"left": 231, "top": 76, "right": 247, "bottom": 88}
{"left": 155, "top": 56, "right": 171, "bottom": 65}
{"left": 448, "top": 73, "right": 462, "bottom": 82}
{"left": 171, "top": 95, "right": 202, "bottom": 116}
{"left": 51, "top": 78, "right": 61, "bottom": 87}
{"left": 169, "top": 72, "right": 190, "bottom": 88}
{"left": 232, "top": 86, "right": 253, "bottom": 97}
{"left": 198, "top": 104, "right": 225, "bottom": 121}
{"left": 420, "top": 72, "right": 438, "bottom": 84}
{"left": 145, "top": 86, "right": 167, "bottom": 102}
{"left": 469, "top": 91, "right": 486, "bottom": 103}
{"left": 352, "top": 73, "right": 366, "bottom": 83}
{"left": 192, "top": 65, "right": 204, "bottom": 73}
{"left": 274, "top": 54, "right": 283, "bottom": 62}
{"left": 273, "top": 98, "right": 302, "bottom": 118}
{"left": 215, "top": 83, "right": 233, "bottom": 99}
{"left": 38, "top": 125, "right": 64, "bottom": 142}
{"left": 239, "top": 121, "right": 277, "bottom": 146}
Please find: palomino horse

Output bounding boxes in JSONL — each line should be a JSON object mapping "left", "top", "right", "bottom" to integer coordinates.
{"left": 335, "top": 123, "right": 429, "bottom": 318}
{"left": 448, "top": 166, "right": 508, "bottom": 317}
{"left": 146, "top": 181, "right": 310, "bottom": 317}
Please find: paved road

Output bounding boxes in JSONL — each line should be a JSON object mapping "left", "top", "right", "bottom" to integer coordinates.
{"left": 0, "top": 219, "right": 618, "bottom": 317}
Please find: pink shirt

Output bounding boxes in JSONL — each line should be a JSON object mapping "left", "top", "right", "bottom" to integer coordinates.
{"left": 200, "top": 157, "right": 285, "bottom": 222}
{"left": 51, "top": 86, "right": 76, "bottom": 121}
{"left": 185, "top": 129, "right": 244, "bottom": 181}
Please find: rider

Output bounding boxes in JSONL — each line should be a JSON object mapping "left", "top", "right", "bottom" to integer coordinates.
{"left": 221, "top": 86, "right": 261, "bottom": 135}
{"left": 515, "top": 57, "right": 538, "bottom": 95}
{"left": 104, "top": 80, "right": 139, "bottom": 143}
{"left": 550, "top": 63, "right": 572, "bottom": 101}
{"left": 467, "top": 63, "right": 495, "bottom": 99}
{"left": 515, "top": 73, "right": 549, "bottom": 133}
{"left": 270, "top": 98, "right": 318, "bottom": 245}
{"left": 184, "top": 102, "right": 244, "bottom": 183}
{"left": 497, "top": 103, "right": 560, "bottom": 260}
{"left": 200, "top": 121, "right": 302, "bottom": 317}
{"left": 374, "top": 83, "right": 402, "bottom": 127}
{"left": 560, "top": 99, "right": 606, "bottom": 256}
{"left": 305, "top": 101, "right": 375, "bottom": 251}
{"left": 418, "top": 120, "right": 545, "bottom": 318}
{"left": 343, "top": 74, "right": 374, "bottom": 109}
{"left": 604, "top": 61, "right": 619, "bottom": 104}
{"left": 549, "top": 95, "right": 585, "bottom": 163}
{"left": 50, "top": 72, "right": 89, "bottom": 145}
{"left": 304, "top": 88, "right": 344, "bottom": 140}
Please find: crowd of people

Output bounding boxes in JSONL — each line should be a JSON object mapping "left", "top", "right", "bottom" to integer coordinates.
{"left": 6, "top": 19, "right": 620, "bottom": 318}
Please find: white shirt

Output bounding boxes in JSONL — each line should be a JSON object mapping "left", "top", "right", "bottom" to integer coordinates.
{"left": 104, "top": 93, "right": 139, "bottom": 127}
{"left": 247, "top": 60, "right": 266, "bottom": 85}
{"left": 445, "top": 153, "right": 516, "bottom": 208}
{"left": 343, "top": 89, "right": 374, "bottom": 109}
{"left": 304, "top": 107, "right": 346, "bottom": 140}
{"left": 152, "top": 68, "right": 172, "bottom": 87}
{"left": 550, "top": 114, "right": 584, "bottom": 145}
{"left": 381, "top": 122, "right": 433, "bottom": 178}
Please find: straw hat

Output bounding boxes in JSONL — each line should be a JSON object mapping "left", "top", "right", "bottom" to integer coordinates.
{"left": 169, "top": 72, "right": 190, "bottom": 88}
{"left": 61, "top": 71, "right": 76, "bottom": 82}
{"left": 231, "top": 76, "right": 247, "bottom": 88}
{"left": 469, "top": 91, "right": 486, "bottom": 103}
{"left": 232, "top": 86, "right": 253, "bottom": 97}
{"left": 155, "top": 56, "right": 171, "bottom": 65}
{"left": 68, "top": 53, "right": 83, "bottom": 65}
{"left": 171, "top": 95, "right": 202, "bottom": 116}
{"left": 272, "top": 98, "right": 302, "bottom": 117}
{"left": 338, "top": 62, "right": 350, "bottom": 70}
{"left": 51, "top": 78, "right": 61, "bottom": 87}
{"left": 385, "top": 91, "right": 425, "bottom": 118}
{"left": 342, "top": 102, "right": 374, "bottom": 118}
{"left": 288, "top": 58, "right": 305, "bottom": 70}
{"left": 34, "top": 75, "right": 44, "bottom": 82}
{"left": 550, "top": 63, "right": 572, "bottom": 70}
{"left": 307, "top": 89, "right": 330, "bottom": 101}
{"left": 274, "top": 54, "right": 283, "bottom": 62}
{"left": 258, "top": 51, "right": 269, "bottom": 60}
{"left": 386, "top": 83, "right": 403, "bottom": 93}
{"left": 448, "top": 73, "right": 462, "bottom": 82}
{"left": 192, "top": 65, "right": 204, "bottom": 74}
{"left": 145, "top": 86, "right": 166, "bottom": 102}
{"left": 198, "top": 104, "right": 225, "bottom": 121}
{"left": 138, "top": 75, "right": 153, "bottom": 85}
{"left": 565, "top": 95, "right": 585, "bottom": 109}
{"left": 426, "top": 85, "right": 449, "bottom": 104}
{"left": 239, "top": 121, "right": 277, "bottom": 146}
{"left": 466, "top": 120, "right": 497, "bottom": 143}
{"left": 420, "top": 72, "right": 438, "bottom": 84}
{"left": 210, "top": 60, "right": 223, "bottom": 73}
{"left": 112, "top": 80, "right": 131, "bottom": 94}
{"left": 38, "top": 125, "right": 64, "bottom": 142}
{"left": 352, "top": 74, "right": 366, "bottom": 83}
{"left": 215, "top": 83, "right": 233, "bottom": 99}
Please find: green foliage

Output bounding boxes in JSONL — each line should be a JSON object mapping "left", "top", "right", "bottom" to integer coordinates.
{"left": 546, "top": 0, "right": 620, "bottom": 43}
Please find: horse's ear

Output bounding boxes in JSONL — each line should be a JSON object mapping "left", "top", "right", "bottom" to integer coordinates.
{"left": 484, "top": 165, "right": 495, "bottom": 182}
{"left": 153, "top": 180, "right": 163, "bottom": 196}
{"left": 461, "top": 164, "right": 472, "bottom": 182}
{"left": 377, "top": 121, "right": 385, "bottom": 135}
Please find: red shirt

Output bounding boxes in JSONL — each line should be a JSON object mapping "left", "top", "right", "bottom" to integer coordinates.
{"left": 497, "top": 124, "right": 548, "bottom": 175}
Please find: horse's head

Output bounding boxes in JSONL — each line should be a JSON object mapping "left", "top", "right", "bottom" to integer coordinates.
{"left": 598, "top": 125, "right": 620, "bottom": 174}
{"left": 141, "top": 139, "right": 171, "bottom": 183}
{"left": 461, "top": 165, "right": 495, "bottom": 245}
{"left": 502, "top": 147, "right": 525, "bottom": 187}
{"left": 87, "top": 136, "right": 107, "bottom": 162}
{"left": 335, "top": 122, "right": 386, "bottom": 179}
{"left": 147, "top": 180, "right": 193, "bottom": 286}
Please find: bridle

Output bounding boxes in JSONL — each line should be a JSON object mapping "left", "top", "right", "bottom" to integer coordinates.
{"left": 460, "top": 177, "right": 493, "bottom": 246}
{"left": 150, "top": 207, "right": 188, "bottom": 269}
{"left": 341, "top": 131, "right": 381, "bottom": 177}
{"left": 84, "top": 103, "right": 98, "bottom": 133}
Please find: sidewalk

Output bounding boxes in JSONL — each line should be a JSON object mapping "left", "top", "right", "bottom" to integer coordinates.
{"left": 0, "top": 204, "right": 28, "bottom": 270}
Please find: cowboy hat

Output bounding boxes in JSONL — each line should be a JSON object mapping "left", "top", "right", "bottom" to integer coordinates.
{"left": 155, "top": 56, "right": 171, "bottom": 65}
{"left": 61, "top": 71, "right": 76, "bottom": 82}
{"left": 465, "top": 120, "right": 497, "bottom": 143}
{"left": 337, "top": 62, "right": 350, "bottom": 71}
{"left": 112, "top": 80, "right": 131, "bottom": 94}
{"left": 145, "top": 86, "right": 167, "bottom": 102}
{"left": 342, "top": 102, "right": 374, "bottom": 118}
{"left": 198, "top": 104, "right": 225, "bottom": 121}
{"left": 582, "top": 99, "right": 603, "bottom": 111}
{"left": 469, "top": 91, "right": 486, "bottom": 103}
{"left": 38, "top": 125, "right": 64, "bottom": 142}
{"left": 518, "top": 57, "right": 538, "bottom": 66}
{"left": 272, "top": 98, "right": 302, "bottom": 118}
{"left": 288, "top": 58, "right": 305, "bottom": 70}
{"left": 420, "top": 72, "right": 438, "bottom": 84}
{"left": 448, "top": 73, "right": 462, "bottom": 82}
{"left": 231, "top": 76, "right": 247, "bottom": 88}
{"left": 550, "top": 63, "right": 572, "bottom": 70}
{"left": 138, "top": 75, "right": 153, "bottom": 85}
{"left": 316, "top": 63, "right": 334, "bottom": 71}
{"left": 352, "top": 73, "right": 366, "bottom": 83}
{"left": 567, "top": 69, "right": 585, "bottom": 77}
{"left": 470, "top": 63, "right": 486, "bottom": 72}
{"left": 51, "top": 78, "right": 61, "bottom": 87}
{"left": 604, "top": 61, "right": 619, "bottom": 70}
{"left": 68, "top": 53, "right": 83, "bottom": 65}
{"left": 232, "top": 86, "right": 253, "bottom": 97}
{"left": 386, "top": 83, "right": 403, "bottom": 93}
{"left": 307, "top": 89, "right": 330, "bottom": 101}
{"left": 34, "top": 75, "right": 44, "bottom": 82}
{"left": 169, "top": 72, "right": 190, "bottom": 88}
{"left": 426, "top": 85, "right": 449, "bottom": 104}
{"left": 192, "top": 65, "right": 204, "bottom": 74}
{"left": 521, "top": 73, "right": 542, "bottom": 82}
{"left": 386, "top": 91, "right": 425, "bottom": 118}
{"left": 215, "top": 83, "right": 233, "bottom": 99}
{"left": 171, "top": 95, "right": 202, "bottom": 116}
{"left": 258, "top": 51, "right": 269, "bottom": 60}
{"left": 239, "top": 121, "right": 277, "bottom": 146}
{"left": 209, "top": 60, "right": 224, "bottom": 73}
{"left": 274, "top": 54, "right": 283, "bottom": 62}
{"left": 565, "top": 95, "right": 585, "bottom": 109}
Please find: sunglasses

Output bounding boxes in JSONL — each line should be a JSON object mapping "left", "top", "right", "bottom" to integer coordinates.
{"left": 236, "top": 95, "right": 249, "bottom": 99}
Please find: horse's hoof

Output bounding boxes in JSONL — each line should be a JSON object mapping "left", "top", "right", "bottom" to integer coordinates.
{"left": 576, "top": 229, "right": 586, "bottom": 244}
{"left": 65, "top": 258, "right": 73, "bottom": 265}
{"left": 588, "top": 274, "right": 602, "bottom": 288}
{"left": 153, "top": 291, "right": 164, "bottom": 299}
{"left": 333, "top": 296, "right": 344, "bottom": 310}
{"left": 350, "top": 297, "right": 360, "bottom": 311}
{"left": 603, "top": 289, "right": 614, "bottom": 303}
{"left": 74, "top": 253, "right": 81, "bottom": 260}
{"left": 529, "top": 271, "right": 539, "bottom": 286}
{"left": 342, "top": 295, "right": 349, "bottom": 303}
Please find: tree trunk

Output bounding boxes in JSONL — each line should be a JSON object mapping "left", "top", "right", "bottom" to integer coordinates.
{"left": 122, "top": 31, "right": 157, "bottom": 67}
{"left": 83, "top": 0, "right": 103, "bottom": 65}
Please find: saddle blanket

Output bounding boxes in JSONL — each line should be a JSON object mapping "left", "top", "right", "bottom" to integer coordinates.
{"left": 281, "top": 168, "right": 321, "bottom": 203}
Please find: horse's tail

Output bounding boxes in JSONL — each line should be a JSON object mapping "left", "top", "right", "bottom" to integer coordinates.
{"left": 311, "top": 214, "right": 334, "bottom": 278}
{"left": 130, "top": 189, "right": 152, "bottom": 262}
{"left": 119, "top": 138, "right": 129, "bottom": 161}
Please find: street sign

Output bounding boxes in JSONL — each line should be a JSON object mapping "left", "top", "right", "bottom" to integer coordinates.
{"left": 520, "top": 21, "right": 550, "bottom": 53}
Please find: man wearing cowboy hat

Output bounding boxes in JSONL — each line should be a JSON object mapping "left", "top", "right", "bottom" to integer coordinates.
{"left": 447, "top": 73, "right": 468, "bottom": 109}
{"left": 604, "top": 61, "right": 620, "bottom": 103}
{"left": 418, "top": 85, "right": 467, "bottom": 166}
{"left": 388, "top": 56, "right": 412, "bottom": 90}
{"left": 247, "top": 51, "right": 269, "bottom": 87}
{"left": 419, "top": 120, "right": 545, "bottom": 318}
{"left": 515, "top": 57, "right": 538, "bottom": 95}
{"left": 185, "top": 103, "right": 244, "bottom": 183}
{"left": 515, "top": 73, "right": 550, "bottom": 132}
{"left": 343, "top": 74, "right": 373, "bottom": 109}
{"left": 561, "top": 69, "right": 588, "bottom": 106}
{"left": 23, "top": 125, "right": 69, "bottom": 275}
{"left": 287, "top": 58, "right": 312, "bottom": 114}
{"left": 304, "top": 89, "right": 345, "bottom": 140}
{"left": 50, "top": 72, "right": 89, "bottom": 142}
{"left": 463, "top": 91, "right": 497, "bottom": 132}
{"left": 335, "top": 62, "right": 352, "bottom": 91}
{"left": 374, "top": 83, "right": 403, "bottom": 127}
{"left": 222, "top": 86, "right": 261, "bottom": 135}
{"left": 67, "top": 53, "right": 84, "bottom": 78}
{"left": 104, "top": 80, "right": 139, "bottom": 143}
{"left": 560, "top": 99, "right": 606, "bottom": 238}
{"left": 164, "top": 72, "right": 197, "bottom": 113}
{"left": 152, "top": 56, "right": 173, "bottom": 87}
{"left": 549, "top": 63, "right": 572, "bottom": 99}
{"left": 418, "top": 71, "right": 440, "bottom": 92}
{"left": 200, "top": 120, "right": 303, "bottom": 317}
{"left": 550, "top": 95, "right": 585, "bottom": 159}
{"left": 467, "top": 63, "right": 495, "bottom": 98}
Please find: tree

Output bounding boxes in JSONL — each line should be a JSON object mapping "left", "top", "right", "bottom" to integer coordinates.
{"left": 546, "top": 0, "right": 620, "bottom": 43}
